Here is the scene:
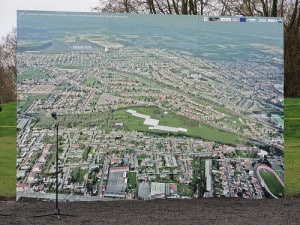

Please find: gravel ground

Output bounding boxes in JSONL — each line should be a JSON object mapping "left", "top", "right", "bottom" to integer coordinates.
{"left": 1, "top": 198, "right": 300, "bottom": 225}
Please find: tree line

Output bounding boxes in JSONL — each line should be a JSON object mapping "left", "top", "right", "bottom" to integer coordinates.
{"left": 0, "top": 29, "right": 16, "bottom": 104}
{"left": 97, "top": 0, "right": 289, "bottom": 17}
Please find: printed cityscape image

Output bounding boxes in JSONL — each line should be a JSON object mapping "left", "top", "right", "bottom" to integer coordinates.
{"left": 16, "top": 11, "right": 284, "bottom": 201}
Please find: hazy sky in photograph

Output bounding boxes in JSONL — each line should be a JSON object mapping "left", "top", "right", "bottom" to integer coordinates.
{"left": 0, "top": 0, "right": 100, "bottom": 37}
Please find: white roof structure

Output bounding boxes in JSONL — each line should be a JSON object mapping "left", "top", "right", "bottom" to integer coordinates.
{"left": 127, "top": 109, "right": 187, "bottom": 133}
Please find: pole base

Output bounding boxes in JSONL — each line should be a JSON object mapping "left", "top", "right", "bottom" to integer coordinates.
{"left": 34, "top": 208, "right": 75, "bottom": 219}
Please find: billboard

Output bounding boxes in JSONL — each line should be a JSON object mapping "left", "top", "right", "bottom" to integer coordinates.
{"left": 17, "top": 11, "right": 284, "bottom": 201}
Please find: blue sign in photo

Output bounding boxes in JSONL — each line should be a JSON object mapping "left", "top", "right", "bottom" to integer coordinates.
{"left": 240, "top": 17, "right": 247, "bottom": 22}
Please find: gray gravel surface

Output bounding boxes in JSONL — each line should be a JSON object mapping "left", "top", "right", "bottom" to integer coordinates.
{"left": 0, "top": 198, "right": 300, "bottom": 225}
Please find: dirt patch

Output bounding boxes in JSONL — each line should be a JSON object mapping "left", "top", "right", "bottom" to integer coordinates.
{"left": 0, "top": 196, "right": 15, "bottom": 201}
{"left": 1, "top": 198, "right": 300, "bottom": 225}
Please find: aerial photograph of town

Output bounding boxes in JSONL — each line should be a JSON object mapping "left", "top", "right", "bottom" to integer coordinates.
{"left": 16, "top": 11, "right": 284, "bottom": 201}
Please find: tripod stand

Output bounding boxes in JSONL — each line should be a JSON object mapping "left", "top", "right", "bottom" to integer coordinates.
{"left": 34, "top": 112, "right": 74, "bottom": 219}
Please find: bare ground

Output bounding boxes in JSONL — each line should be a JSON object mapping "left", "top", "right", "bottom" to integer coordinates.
{"left": 1, "top": 198, "right": 300, "bottom": 225}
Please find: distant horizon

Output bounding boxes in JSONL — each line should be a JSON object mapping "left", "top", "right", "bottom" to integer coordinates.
{"left": 0, "top": 0, "right": 101, "bottom": 37}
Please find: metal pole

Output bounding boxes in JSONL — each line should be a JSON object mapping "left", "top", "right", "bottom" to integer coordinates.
{"left": 34, "top": 112, "right": 74, "bottom": 218}
{"left": 55, "top": 122, "right": 59, "bottom": 214}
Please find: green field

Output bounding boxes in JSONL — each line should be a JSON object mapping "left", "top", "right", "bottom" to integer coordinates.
{"left": 0, "top": 102, "right": 16, "bottom": 198}
{"left": 284, "top": 98, "right": 300, "bottom": 197}
{"left": 0, "top": 102, "right": 16, "bottom": 127}
{"left": 17, "top": 69, "right": 46, "bottom": 82}
{"left": 260, "top": 171, "right": 284, "bottom": 198}
{"left": 17, "top": 93, "right": 49, "bottom": 113}
{"left": 113, "top": 106, "right": 245, "bottom": 145}
{"left": 60, "top": 65, "right": 85, "bottom": 70}
{"left": 129, "top": 172, "right": 137, "bottom": 189}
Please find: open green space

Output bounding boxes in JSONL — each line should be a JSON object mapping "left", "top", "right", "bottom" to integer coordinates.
{"left": 260, "top": 171, "right": 284, "bottom": 198}
{"left": 113, "top": 106, "right": 244, "bottom": 145}
{"left": 178, "top": 184, "right": 193, "bottom": 197}
{"left": 0, "top": 136, "right": 16, "bottom": 197}
{"left": 284, "top": 98, "right": 300, "bottom": 118}
{"left": 129, "top": 172, "right": 137, "bottom": 189}
{"left": 85, "top": 78, "right": 101, "bottom": 88}
{"left": 285, "top": 138, "right": 300, "bottom": 197}
{"left": 17, "top": 69, "right": 46, "bottom": 82}
{"left": 0, "top": 102, "right": 16, "bottom": 132}
{"left": 60, "top": 65, "right": 85, "bottom": 70}
{"left": 0, "top": 102, "right": 16, "bottom": 197}
{"left": 17, "top": 93, "right": 49, "bottom": 113}
{"left": 70, "top": 167, "right": 88, "bottom": 184}
{"left": 284, "top": 98, "right": 300, "bottom": 197}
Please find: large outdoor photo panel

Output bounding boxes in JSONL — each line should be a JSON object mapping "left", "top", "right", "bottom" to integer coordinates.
{"left": 16, "top": 11, "right": 284, "bottom": 201}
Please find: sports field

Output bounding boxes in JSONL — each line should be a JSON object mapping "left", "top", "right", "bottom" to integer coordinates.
{"left": 260, "top": 171, "right": 284, "bottom": 198}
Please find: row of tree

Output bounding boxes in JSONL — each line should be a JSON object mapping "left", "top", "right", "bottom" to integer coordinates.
{"left": 284, "top": 0, "right": 300, "bottom": 96}
{"left": 97, "top": 0, "right": 291, "bottom": 17}
{"left": 0, "top": 29, "right": 16, "bottom": 104}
